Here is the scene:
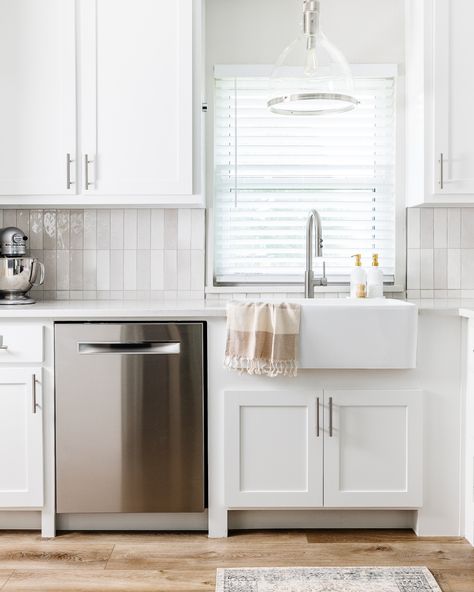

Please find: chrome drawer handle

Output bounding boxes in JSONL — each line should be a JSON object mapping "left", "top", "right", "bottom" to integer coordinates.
{"left": 66, "top": 153, "right": 74, "bottom": 189}
{"left": 316, "top": 396, "right": 320, "bottom": 437}
{"left": 32, "top": 374, "right": 37, "bottom": 414}
{"left": 329, "top": 396, "right": 333, "bottom": 437}
{"left": 0, "top": 336, "right": 7, "bottom": 350}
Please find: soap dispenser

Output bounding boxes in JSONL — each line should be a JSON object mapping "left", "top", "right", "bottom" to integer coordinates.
{"left": 350, "top": 254, "right": 367, "bottom": 298}
{"left": 367, "top": 253, "right": 384, "bottom": 298}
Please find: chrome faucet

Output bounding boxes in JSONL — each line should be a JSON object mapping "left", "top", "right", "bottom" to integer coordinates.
{"left": 304, "top": 209, "right": 327, "bottom": 298}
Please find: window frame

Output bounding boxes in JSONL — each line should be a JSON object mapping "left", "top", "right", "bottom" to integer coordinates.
{"left": 206, "top": 64, "right": 406, "bottom": 294}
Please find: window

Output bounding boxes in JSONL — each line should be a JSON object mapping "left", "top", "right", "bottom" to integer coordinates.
{"left": 213, "top": 65, "right": 397, "bottom": 286}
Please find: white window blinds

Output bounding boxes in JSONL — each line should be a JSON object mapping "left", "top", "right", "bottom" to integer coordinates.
{"left": 213, "top": 67, "right": 397, "bottom": 285}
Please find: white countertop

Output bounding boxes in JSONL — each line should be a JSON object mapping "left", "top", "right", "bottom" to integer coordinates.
{"left": 0, "top": 299, "right": 227, "bottom": 319}
{"left": 0, "top": 298, "right": 471, "bottom": 319}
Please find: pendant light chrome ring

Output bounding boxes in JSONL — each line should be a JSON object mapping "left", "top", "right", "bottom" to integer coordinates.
{"left": 267, "top": 93, "right": 359, "bottom": 116}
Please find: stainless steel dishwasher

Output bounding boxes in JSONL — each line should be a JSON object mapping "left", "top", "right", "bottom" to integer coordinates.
{"left": 55, "top": 322, "right": 205, "bottom": 514}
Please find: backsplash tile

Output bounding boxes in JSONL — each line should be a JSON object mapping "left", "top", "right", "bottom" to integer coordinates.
{"left": 407, "top": 207, "right": 474, "bottom": 298}
{"left": 1, "top": 208, "right": 205, "bottom": 301}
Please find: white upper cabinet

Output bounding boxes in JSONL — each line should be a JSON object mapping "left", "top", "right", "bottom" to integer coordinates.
{"left": 0, "top": 0, "right": 199, "bottom": 206}
{"left": 0, "top": 0, "right": 76, "bottom": 196}
{"left": 80, "top": 0, "right": 193, "bottom": 197}
{"left": 406, "top": 0, "right": 474, "bottom": 205}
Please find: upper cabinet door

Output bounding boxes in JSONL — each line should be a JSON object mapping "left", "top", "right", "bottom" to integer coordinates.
{"left": 0, "top": 0, "right": 76, "bottom": 196}
{"left": 323, "top": 389, "right": 423, "bottom": 508}
{"left": 80, "top": 0, "right": 193, "bottom": 196}
{"left": 433, "top": 0, "right": 474, "bottom": 195}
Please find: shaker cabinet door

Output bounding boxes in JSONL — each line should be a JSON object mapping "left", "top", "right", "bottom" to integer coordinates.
{"left": 224, "top": 390, "right": 324, "bottom": 508}
{"left": 323, "top": 389, "right": 423, "bottom": 508}
{"left": 433, "top": 0, "right": 474, "bottom": 195}
{"left": 0, "top": 0, "right": 76, "bottom": 196}
{"left": 80, "top": 0, "right": 193, "bottom": 196}
{"left": 0, "top": 368, "right": 43, "bottom": 507}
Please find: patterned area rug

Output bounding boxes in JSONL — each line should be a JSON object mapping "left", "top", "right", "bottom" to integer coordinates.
{"left": 215, "top": 567, "right": 443, "bottom": 592}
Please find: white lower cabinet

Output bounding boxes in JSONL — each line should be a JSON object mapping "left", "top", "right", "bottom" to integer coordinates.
{"left": 0, "top": 368, "right": 43, "bottom": 507}
{"left": 224, "top": 389, "right": 423, "bottom": 509}
{"left": 224, "top": 390, "right": 324, "bottom": 507}
{"left": 323, "top": 389, "right": 423, "bottom": 508}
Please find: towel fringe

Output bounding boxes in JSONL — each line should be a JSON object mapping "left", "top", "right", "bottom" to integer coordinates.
{"left": 224, "top": 355, "right": 298, "bottom": 378}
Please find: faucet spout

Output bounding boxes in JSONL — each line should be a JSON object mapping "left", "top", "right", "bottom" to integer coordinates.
{"left": 304, "top": 209, "right": 326, "bottom": 298}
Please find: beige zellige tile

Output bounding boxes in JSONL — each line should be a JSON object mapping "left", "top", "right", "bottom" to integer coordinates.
{"left": 433, "top": 248, "right": 447, "bottom": 289}
{"left": 84, "top": 209, "right": 97, "bottom": 250}
{"left": 406, "top": 208, "right": 421, "bottom": 249}
{"left": 3, "top": 209, "right": 16, "bottom": 227}
{"left": 178, "top": 209, "right": 191, "bottom": 250}
{"left": 96, "top": 250, "right": 110, "bottom": 291}
{"left": 191, "top": 250, "right": 205, "bottom": 292}
{"left": 124, "top": 209, "right": 137, "bottom": 249}
{"left": 16, "top": 209, "right": 30, "bottom": 236}
{"left": 420, "top": 208, "right": 434, "bottom": 249}
{"left": 151, "top": 209, "right": 164, "bottom": 250}
{"left": 137, "top": 209, "right": 151, "bottom": 250}
{"left": 43, "top": 211, "right": 57, "bottom": 250}
{"left": 110, "top": 250, "right": 124, "bottom": 291}
{"left": 164, "top": 210, "right": 178, "bottom": 250}
{"left": 177, "top": 250, "right": 191, "bottom": 291}
{"left": 433, "top": 208, "right": 447, "bottom": 248}
{"left": 83, "top": 250, "right": 97, "bottom": 291}
{"left": 461, "top": 209, "right": 474, "bottom": 248}
{"left": 164, "top": 250, "right": 177, "bottom": 290}
{"left": 191, "top": 209, "right": 205, "bottom": 251}
{"left": 69, "top": 250, "right": 83, "bottom": 291}
{"left": 447, "top": 208, "right": 461, "bottom": 248}
{"left": 136, "top": 250, "right": 151, "bottom": 291}
{"left": 97, "top": 209, "right": 111, "bottom": 250}
{"left": 29, "top": 210, "right": 44, "bottom": 250}
{"left": 57, "top": 210, "right": 70, "bottom": 250}
{"left": 420, "top": 248, "right": 434, "bottom": 289}
{"left": 56, "top": 250, "right": 70, "bottom": 291}
{"left": 406, "top": 249, "right": 421, "bottom": 289}
{"left": 150, "top": 250, "right": 164, "bottom": 291}
{"left": 70, "top": 210, "right": 84, "bottom": 250}
{"left": 461, "top": 249, "right": 474, "bottom": 289}
{"left": 123, "top": 250, "right": 137, "bottom": 291}
{"left": 110, "top": 209, "right": 124, "bottom": 250}
{"left": 0, "top": 211, "right": 3, "bottom": 227}
{"left": 42, "top": 250, "right": 57, "bottom": 291}
{"left": 447, "top": 249, "right": 461, "bottom": 289}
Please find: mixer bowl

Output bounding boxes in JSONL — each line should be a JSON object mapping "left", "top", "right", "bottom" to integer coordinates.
{"left": 0, "top": 257, "right": 45, "bottom": 304}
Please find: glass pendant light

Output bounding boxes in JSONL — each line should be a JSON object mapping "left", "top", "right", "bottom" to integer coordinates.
{"left": 267, "top": 0, "right": 359, "bottom": 116}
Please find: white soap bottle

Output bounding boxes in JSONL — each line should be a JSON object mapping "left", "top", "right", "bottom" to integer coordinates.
{"left": 366, "top": 253, "right": 384, "bottom": 298}
{"left": 350, "top": 254, "right": 367, "bottom": 298}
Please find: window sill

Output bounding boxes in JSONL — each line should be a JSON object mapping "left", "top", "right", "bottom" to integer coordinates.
{"left": 206, "top": 284, "right": 406, "bottom": 295}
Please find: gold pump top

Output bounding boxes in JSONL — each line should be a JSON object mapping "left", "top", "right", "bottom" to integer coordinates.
{"left": 372, "top": 253, "right": 379, "bottom": 267}
{"left": 352, "top": 254, "right": 362, "bottom": 267}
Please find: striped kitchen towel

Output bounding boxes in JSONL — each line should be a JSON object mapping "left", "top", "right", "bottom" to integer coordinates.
{"left": 224, "top": 301, "right": 301, "bottom": 377}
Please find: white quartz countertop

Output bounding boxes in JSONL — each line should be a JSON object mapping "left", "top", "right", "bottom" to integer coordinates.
{"left": 0, "top": 298, "right": 470, "bottom": 319}
{"left": 0, "top": 300, "right": 227, "bottom": 319}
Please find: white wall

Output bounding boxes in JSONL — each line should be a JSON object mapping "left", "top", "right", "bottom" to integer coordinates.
{"left": 206, "top": 0, "right": 405, "bottom": 68}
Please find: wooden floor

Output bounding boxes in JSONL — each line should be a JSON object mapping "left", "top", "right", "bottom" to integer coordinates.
{"left": 0, "top": 530, "right": 471, "bottom": 591}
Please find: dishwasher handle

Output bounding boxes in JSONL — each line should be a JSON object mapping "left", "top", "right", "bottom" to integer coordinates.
{"left": 78, "top": 341, "right": 181, "bottom": 355}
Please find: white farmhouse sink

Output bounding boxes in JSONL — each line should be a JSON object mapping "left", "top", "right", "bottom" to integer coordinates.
{"left": 295, "top": 298, "right": 418, "bottom": 369}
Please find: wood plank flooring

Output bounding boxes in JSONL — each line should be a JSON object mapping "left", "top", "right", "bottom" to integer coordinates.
{"left": 0, "top": 530, "right": 471, "bottom": 591}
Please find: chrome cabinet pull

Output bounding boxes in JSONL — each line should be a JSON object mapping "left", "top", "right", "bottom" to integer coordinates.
{"left": 329, "top": 396, "right": 333, "bottom": 437}
{"left": 32, "top": 374, "right": 37, "bottom": 414}
{"left": 84, "top": 154, "right": 93, "bottom": 190}
{"left": 316, "top": 396, "right": 320, "bottom": 437}
{"left": 439, "top": 153, "right": 444, "bottom": 189}
{"left": 0, "top": 336, "right": 7, "bottom": 351}
{"left": 66, "top": 153, "right": 74, "bottom": 189}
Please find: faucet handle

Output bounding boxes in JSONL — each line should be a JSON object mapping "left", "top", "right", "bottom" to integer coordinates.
{"left": 321, "top": 260, "right": 328, "bottom": 286}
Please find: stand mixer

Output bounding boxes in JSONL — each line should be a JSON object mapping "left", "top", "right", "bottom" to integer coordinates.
{"left": 0, "top": 227, "right": 45, "bottom": 304}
